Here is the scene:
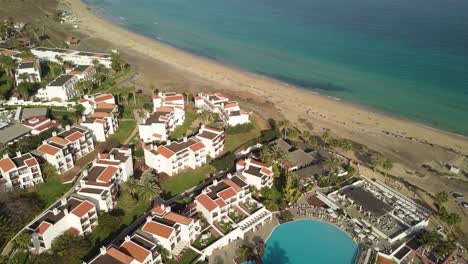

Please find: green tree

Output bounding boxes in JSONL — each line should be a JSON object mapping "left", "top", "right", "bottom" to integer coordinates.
{"left": 237, "top": 245, "right": 253, "bottom": 259}
{"left": 382, "top": 159, "right": 393, "bottom": 177}
{"left": 73, "top": 104, "right": 85, "bottom": 122}
{"left": 283, "top": 170, "right": 300, "bottom": 204}
{"left": 51, "top": 233, "right": 91, "bottom": 263}
{"left": 323, "top": 157, "right": 341, "bottom": 176}
{"left": 419, "top": 231, "right": 439, "bottom": 254}
{"left": 17, "top": 81, "right": 34, "bottom": 99}
{"left": 370, "top": 154, "right": 383, "bottom": 172}
{"left": 321, "top": 128, "right": 331, "bottom": 146}
{"left": 41, "top": 163, "right": 58, "bottom": 181}
{"left": 12, "top": 232, "right": 30, "bottom": 251}
{"left": 434, "top": 191, "right": 449, "bottom": 208}
{"left": 0, "top": 55, "right": 15, "bottom": 77}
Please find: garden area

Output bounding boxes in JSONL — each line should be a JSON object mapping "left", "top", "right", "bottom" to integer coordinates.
{"left": 192, "top": 229, "right": 220, "bottom": 250}
{"left": 170, "top": 109, "right": 197, "bottom": 140}
{"left": 166, "top": 248, "right": 200, "bottom": 264}
{"left": 215, "top": 219, "right": 233, "bottom": 234}
{"left": 228, "top": 209, "right": 246, "bottom": 223}
{"left": 240, "top": 200, "right": 260, "bottom": 214}
{"left": 224, "top": 117, "right": 262, "bottom": 152}
{"left": 160, "top": 164, "right": 214, "bottom": 198}
{"left": 110, "top": 120, "right": 136, "bottom": 144}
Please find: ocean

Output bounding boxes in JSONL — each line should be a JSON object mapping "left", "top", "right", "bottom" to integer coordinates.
{"left": 86, "top": 0, "right": 468, "bottom": 135}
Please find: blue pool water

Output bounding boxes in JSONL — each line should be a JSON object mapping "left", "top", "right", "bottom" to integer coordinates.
{"left": 262, "top": 220, "right": 358, "bottom": 264}
{"left": 86, "top": 0, "right": 468, "bottom": 135}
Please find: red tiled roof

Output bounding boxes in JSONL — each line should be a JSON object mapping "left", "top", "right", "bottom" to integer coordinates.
{"left": 96, "top": 159, "right": 120, "bottom": 166}
{"left": 91, "top": 112, "right": 111, "bottom": 118}
{"left": 142, "top": 221, "right": 174, "bottom": 239}
{"left": 22, "top": 116, "right": 48, "bottom": 127}
{"left": 120, "top": 241, "right": 150, "bottom": 263}
{"left": 50, "top": 136, "right": 69, "bottom": 146}
{"left": 164, "top": 95, "right": 183, "bottom": 101}
{"left": 155, "top": 106, "right": 174, "bottom": 113}
{"left": 50, "top": 97, "right": 63, "bottom": 102}
{"left": 151, "top": 204, "right": 165, "bottom": 215}
{"left": 94, "top": 94, "right": 114, "bottom": 102}
{"left": 236, "top": 160, "right": 246, "bottom": 167}
{"left": 214, "top": 198, "right": 227, "bottom": 208}
{"left": 97, "top": 166, "right": 118, "bottom": 182}
{"left": 157, "top": 146, "right": 175, "bottom": 159}
{"left": 189, "top": 142, "right": 205, "bottom": 152}
{"left": 260, "top": 167, "right": 273, "bottom": 175}
{"left": 196, "top": 194, "right": 218, "bottom": 212}
{"left": 204, "top": 126, "right": 223, "bottom": 132}
{"left": 34, "top": 120, "right": 59, "bottom": 132}
{"left": 65, "top": 131, "right": 84, "bottom": 142}
{"left": 224, "top": 179, "right": 242, "bottom": 192}
{"left": 24, "top": 158, "right": 38, "bottom": 167}
{"left": 151, "top": 95, "right": 161, "bottom": 99}
{"left": 250, "top": 159, "right": 269, "bottom": 167}
{"left": 96, "top": 103, "right": 116, "bottom": 109}
{"left": 37, "top": 144, "right": 61, "bottom": 155}
{"left": 107, "top": 247, "right": 133, "bottom": 264}
{"left": 65, "top": 227, "right": 81, "bottom": 235}
{"left": 164, "top": 212, "right": 192, "bottom": 225}
{"left": 195, "top": 96, "right": 203, "bottom": 100}
{"left": 0, "top": 158, "right": 15, "bottom": 173}
{"left": 219, "top": 187, "right": 236, "bottom": 200}
{"left": 85, "top": 181, "right": 112, "bottom": 187}
{"left": 71, "top": 200, "right": 95, "bottom": 218}
{"left": 35, "top": 222, "right": 51, "bottom": 235}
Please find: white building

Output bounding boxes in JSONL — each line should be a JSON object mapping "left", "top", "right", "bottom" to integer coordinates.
{"left": 80, "top": 94, "right": 119, "bottom": 142}
{"left": 195, "top": 125, "right": 225, "bottom": 158}
{"left": 143, "top": 137, "right": 207, "bottom": 176}
{"left": 15, "top": 58, "right": 41, "bottom": 84}
{"left": 21, "top": 115, "right": 59, "bottom": 135}
{"left": 236, "top": 158, "right": 274, "bottom": 190}
{"left": 69, "top": 64, "right": 96, "bottom": 81}
{"left": 152, "top": 91, "right": 185, "bottom": 111}
{"left": 37, "top": 74, "right": 79, "bottom": 102}
{"left": 138, "top": 107, "right": 179, "bottom": 143}
{"left": 27, "top": 196, "right": 98, "bottom": 253}
{"left": 141, "top": 204, "right": 201, "bottom": 255}
{"left": 78, "top": 147, "right": 133, "bottom": 212}
{"left": 88, "top": 235, "right": 162, "bottom": 264}
{"left": 195, "top": 93, "right": 250, "bottom": 126}
{"left": 31, "top": 47, "right": 112, "bottom": 68}
{"left": 36, "top": 126, "right": 95, "bottom": 173}
{"left": 0, "top": 152, "right": 43, "bottom": 189}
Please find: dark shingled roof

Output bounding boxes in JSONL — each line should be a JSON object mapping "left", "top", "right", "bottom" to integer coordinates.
{"left": 231, "top": 176, "right": 247, "bottom": 188}
{"left": 143, "top": 111, "right": 170, "bottom": 125}
{"left": 165, "top": 138, "right": 199, "bottom": 153}
{"left": 73, "top": 65, "right": 91, "bottom": 72}
{"left": 48, "top": 74, "right": 75, "bottom": 86}
{"left": 394, "top": 246, "right": 411, "bottom": 260}
{"left": 11, "top": 153, "right": 34, "bottom": 167}
{"left": 85, "top": 166, "right": 107, "bottom": 181}
{"left": 342, "top": 186, "right": 392, "bottom": 217}
{"left": 207, "top": 182, "right": 229, "bottom": 200}
{"left": 18, "top": 61, "right": 34, "bottom": 69}
{"left": 244, "top": 166, "right": 263, "bottom": 177}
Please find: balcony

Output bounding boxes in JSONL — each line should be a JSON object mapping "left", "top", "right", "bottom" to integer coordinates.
{"left": 80, "top": 217, "right": 89, "bottom": 224}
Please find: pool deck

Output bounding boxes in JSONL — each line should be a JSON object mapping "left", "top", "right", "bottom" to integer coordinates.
{"left": 208, "top": 217, "right": 280, "bottom": 264}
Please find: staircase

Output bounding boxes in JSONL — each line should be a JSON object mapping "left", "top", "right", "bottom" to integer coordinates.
{"left": 172, "top": 240, "right": 189, "bottom": 256}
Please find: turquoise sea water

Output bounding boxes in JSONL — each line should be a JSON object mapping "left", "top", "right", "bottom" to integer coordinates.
{"left": 262, "top": 220, "right": 358, "bottom": 263}
{"left": 86, "top": 0, "right": 468, "bottom": 135}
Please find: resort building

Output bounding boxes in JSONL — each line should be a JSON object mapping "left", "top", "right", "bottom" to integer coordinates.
{"left": 195, "top": 125, "right": 225, "bottom": 158}
{"left": 31, "top": 47, "right": 112, "bottom": 68}
{"left": 15, "top": 57, "right": 41, "bottom": 84}
{"left": 88, "top": 235, "right": 162, "bottom": 264}
{"left": 143, "top": 137, "right": 207, "bottom": 176}
{"left": 80, "top": 94, "right": 119, "bottom": 142}
{"left": 139, "top": 91, "right": 185, "bottom": 143}
{"left": 77, "top": 147, "right": 133, "bottom": 212}
{"left": 68, "top": 64, "right": 96, "bottom": 81}
{"left": 328, "top": 176, "right": 430, "bottom": 244}
{"left": 21, "top": 115, "right": 59, "bottom": 135}
{"left": 27, "top": 195, "right": 98, "bottom": 253}
{"left": 36, "top": 126, "right": 95, "bottom": 173}
{"left": 236, "top": 158, "right": 274, "bottom": 189}
{"left": 141, "top": 204, "right": 201, "bottom": 255}
{"left": 192, "top": 175, "right": 273, "bottom": 256}
{"left": 36, "top": 74, "right": 79, "bottom": 102}
{"left": 195, "top": 92, "right": 250, "bottom": 127}
{"left": 0, "top": 152, "right": 43, "bottom": 189}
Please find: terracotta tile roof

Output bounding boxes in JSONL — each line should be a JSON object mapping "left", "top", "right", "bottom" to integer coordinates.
{"left": 260, "top": 167, "right": 273, "bottom": 175}
{"left": 95, "top": 119, "right": 106, "bottom": 124}
{"left": 35, "top": 222, "right": 51, "bottom": 235}
{"left": 34, "top": 120, "right": 59, "bottom": 132}
{"left": 96, "top": 103, "right": 116, "bottom": 109}
{"left": 107, "top": 247, "right": 133, "bottom": 264}
{"left": 91, "top": 112, "right": 112, "bottom": 118}
{"left": 236, "top": 160, "right": 246, "bottom": 167}
{"left": 164, "top": 95, "right": 183, "bottom": 101}
{"left": 96, "top": 159, "right": 120, "bottom": 166}
{"left": 157, "top": 146, "right": 175, "bottom": 159}
{"left": 164, "top": 212, "right": 192, "bottom": 225}
{"left": 50, "top": 97, "right": 63, "bottom": 103}
{"left": 189, "top": 142, "right": 205, "bottom": 152}
{"left": 37, "top": 144, "right": 61, "bottom": 155}
{"left": 0, "top": 158, "right": 16, "bottom": 173}
{"left": 142, "top": 221, "right": 174, "bottom": 239}
{"left": 151, "top": 205, "right": 165, "bottom": 215}
{"left": 79, "top": 98, "right": 89, "bottom": 103}
{"left": 250, "top": 159, "right": 269, "bottom": 167}
{"left": 196, "top": 194, "right": 218, "bottom": 212}
{"left": 155, "top": 106, "right": 174, "bottom": 113}
{"left": 50, "top": 136, "right": 69, "bottom": 146}
{"left": 214, "top": 198, "right": 227, "bottom": 208}
{"left": 96, "top": 166, "right": 118, "bottom": 182}
{"left": 24, "top": 158, "right": 38, "bottom": 167}
{"left": 120, "top": 241, "right": 150, "bottom": 263}
{"left": 219, "top": 187, "right": 237, "bottom": 200}
{"left": 224, "top": 179, "right": 242, "bottom": 192}
{"left": 195, "top": 96, "right": 203, "bottom": 100}
{"left": 204, "top": 126, "right": 223, "bottom": 132}
{"left": 151, "top": 95, "right": 161, "bottom": 99}
{"left": 94, "top": 94, "right": 114, "bottom": 102}
{"left": 224, "top": 102, "right": 238, "bottom": 109}
{"left": 85, "top": 181, "right": 112, "bottom": 187}
{"left": 65, "top": 227, "right": 81, "bottom": 235}
{"left": 65, "top": 131, "right": 84, "bottom": 142}
{"left": 71, "top": 200, "right": 95, "bottom": 218}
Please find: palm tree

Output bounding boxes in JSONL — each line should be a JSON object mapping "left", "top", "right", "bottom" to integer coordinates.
{"left": 419, "top": 231, "right": 439, "bottom": 255}
{"left": 18, "top": 73, "right": 31, "bottom": 84}
{"left": 276, "top": 120, "right": 289, "bottom": 138}
{"left": 321, "top": 128, "right": 331, "bottom": 146}
{"left": 122, "top": 178, "right": 139, "bottom": 198}
{"left": 0, "top": 55, "right": 15, "bottom": 77}
{"left": 268, "top": 145, "right": 286, "bottom": 164}
{"left": 370, "top": 154, "right": 383, "bottom": 172}
{"left": 12, "top": 232, "right": 30, "bottom": 251}
{"left": 323, "top": 157, "right": 341, "bottom": 176}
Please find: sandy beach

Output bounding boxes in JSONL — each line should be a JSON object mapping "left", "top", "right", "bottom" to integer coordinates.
{"left": 61, "top": 0, "right": 468, "bottom": 236}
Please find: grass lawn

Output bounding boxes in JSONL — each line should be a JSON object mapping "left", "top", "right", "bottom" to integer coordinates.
{"left": 224, "top": 117, "right": 262, "bottom": 152}
{"left": 161, "top": 164, "right": 214, "bottom": 198}
{"left": 30, "top": 173, "right": 71, "bottom": 205}
{"left": 51, "top": 109, "right": 74, "bottom": 123}
{"left": 167, "top": 248, "right": 200, "bottom": 264}
{"left": 170, "top": 110, "right": 197, "bottom": 140}
{"left": 192, "top": 230, "right": 219, "bottom": 250}
{"left": 40, "top": 61, "right": 62, "bottom": 87}
{"left": 110, "top": 120, "right": 136, "bottom": 144}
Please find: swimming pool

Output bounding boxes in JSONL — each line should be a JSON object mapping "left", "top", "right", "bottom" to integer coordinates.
{"left": 262, "top": 219, "right": 358, "bottom": 264}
